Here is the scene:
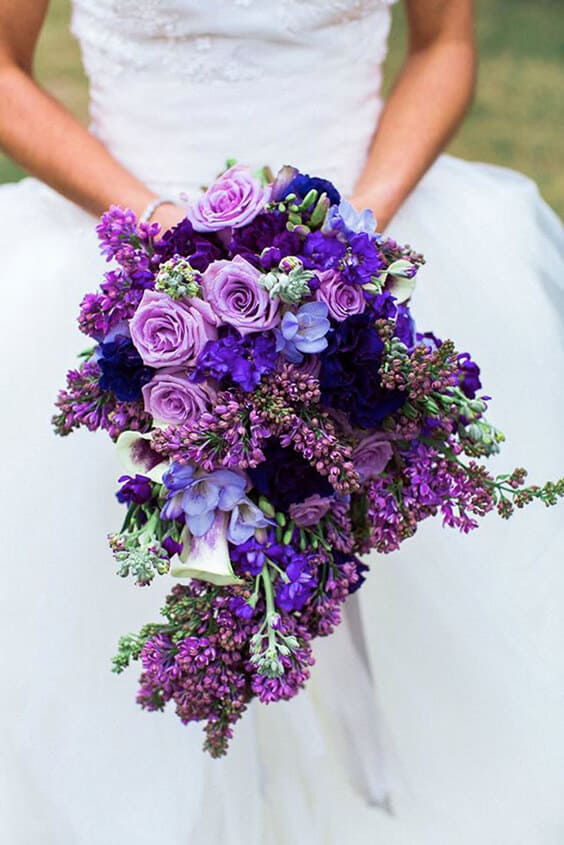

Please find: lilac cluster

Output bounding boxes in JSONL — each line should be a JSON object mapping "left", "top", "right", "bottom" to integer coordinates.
{"left": 56, "top": 162, "right": 564, "bottom": 757}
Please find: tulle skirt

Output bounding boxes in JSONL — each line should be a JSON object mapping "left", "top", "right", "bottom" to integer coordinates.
{"left": 1, "top": 154, "right": 563, "bottom": 844}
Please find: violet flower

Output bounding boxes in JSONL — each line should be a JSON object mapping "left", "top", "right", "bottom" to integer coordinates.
{"left": 275, "top": 301, "right": 331, "bottom": 364}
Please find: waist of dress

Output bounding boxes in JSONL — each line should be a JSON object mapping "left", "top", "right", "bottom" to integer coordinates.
{"left": 88, "top": 64, "right": 384, "bottom": 199}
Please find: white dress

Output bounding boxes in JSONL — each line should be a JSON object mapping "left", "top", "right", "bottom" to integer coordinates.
{"left": 1, "top": 1, "right": 563, "bottom": 843}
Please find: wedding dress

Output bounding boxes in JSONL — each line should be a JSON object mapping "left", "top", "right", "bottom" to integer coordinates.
{"left": 1, "top": 1, "right": 563, "bottom": 843}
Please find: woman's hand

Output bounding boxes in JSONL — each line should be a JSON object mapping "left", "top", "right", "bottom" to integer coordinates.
{"left": 151, "top": 202, "right": 188, "bottom": 235}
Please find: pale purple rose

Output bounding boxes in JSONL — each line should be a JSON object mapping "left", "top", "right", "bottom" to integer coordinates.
{"left": 352, "top": 434, "right": 393, "bottom": 482}
{"left": 142, "top": 370, "right": 215, "bottom": 425}
{"left": 289, "top": 494, "right": 332, "bottom": 527}
{"left": 130, "top": 290, "right": 217, "bottom": 368}
{"left": 202, "top": 255, "right": 281, "bottom": 336}
{"left": 315, "top": 269, "right": 366, "bottom": 321}
{"left": 185, "top": 165, "right": 270, "bottom": 232}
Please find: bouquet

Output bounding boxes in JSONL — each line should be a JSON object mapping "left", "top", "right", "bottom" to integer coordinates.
{"left": 54, "top": 163, "right": 564, "bottom": 757}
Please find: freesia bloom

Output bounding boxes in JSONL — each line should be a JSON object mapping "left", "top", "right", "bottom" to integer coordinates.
{"left": 142, "top": 370, "right": 215, "bottom": 425}
{"left": 185, "top": 165, "right": 270, "bottom": 232}
{"left": 315, "top": 269, "right": 366, "bottom": 322}
{"left": 202, "top": 256, "right": 281, "bottom": 336}
{"left": 227, "top": 498, "right": 273, "bottom": 544}
{"left": 162, "top": 464, "right": 247, "bottom": 537}
{"left": 130, "top": 290, "right": 217, "bottom": 368}
{"left": 276, "top": 301, "right": 330, "bottom": 363}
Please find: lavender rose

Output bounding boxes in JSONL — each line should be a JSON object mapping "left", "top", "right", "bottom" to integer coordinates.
{"left": 202, "top": 255, "right": 281, "bottom": 336}
{"left": 288, "top": 494, "right": 332, "bottom": 527}
{"left": 352, "top": 433, "right": 393, "bottom": 482}
{"left": 130, "top": 290, "right": 217, "bottom": 368}
{"left": 315, "top": 269, "right": 366, "bottom": 321}
{"left": 142, "top": 370, "right": 215, "bottom": 425}
{"left": 185, "top": 165, "right": 270, "bottom": 232}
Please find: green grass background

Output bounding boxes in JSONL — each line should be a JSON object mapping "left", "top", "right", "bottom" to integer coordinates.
{"left": 1, "top": 0, "right": 562, "bottom": 216}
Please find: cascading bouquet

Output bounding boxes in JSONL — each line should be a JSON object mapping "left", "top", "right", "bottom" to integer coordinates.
{"left": 54, "top": 163, "right": 564, "bottom": 757}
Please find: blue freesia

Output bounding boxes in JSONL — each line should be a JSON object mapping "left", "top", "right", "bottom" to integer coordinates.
{"left": 227, "top": 497, "right": 273, "bottom": 545}
{"left": 323, "top": 200, "right": 378, "bottom": 240}
{"left": 161, "top": 463, "right": 248, "bottom": 537}
{"left": 276, "top": 301, "right": 331, "bottom": 363}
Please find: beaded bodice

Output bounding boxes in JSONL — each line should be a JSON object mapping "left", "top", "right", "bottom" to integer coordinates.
{"left": 71, "top": 0, "right": 396, "bottom": 196}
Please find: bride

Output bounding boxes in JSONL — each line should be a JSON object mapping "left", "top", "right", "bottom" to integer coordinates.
{"left": 1, "top": 1, "right": 563, "bottom": 842}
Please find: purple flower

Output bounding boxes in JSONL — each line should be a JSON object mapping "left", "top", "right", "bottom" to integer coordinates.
{"left": 229, "top": 536, "right": 267, "bottom": 576}
{"left": 352, "top": 434, "right": 394, "bottom": 482}
{"left": 116, "top": 474, "right": 153, "bottom": 505}
{"left": 457, "top": 353, "right": 482, "bottom": 399}
{"left": 275, "top": 555, "right": 318, "bottom": 612}
{"left": 142, "top": 370, "right": 215, "bottom": 425}
{"left": 162, "top": 464, "right": 247, "bottom": 537}
{"left": 186, "top": 165, "right": 270, "bottom": 232}
{"left": 323, "top": 200, "right": 378, "bottom": 239}
{"left": 319, "top": 313, "right": 406, "bottom": 428}
{"left": 394, "top": 304, "right": 416, "bottom": 349}
{"left": 284, "top": 172, "right": 341, "bottom": 207}
{"left": 96, "top": 206, "right": 138, "bottom": 260}
{"left": 333, "top": 550, "right": 368, "bottom": 594}
{"left": 228, "top": 595, "right": 254, "bottom": 620}
{"left": 315, "top": 269, "right": 366, "bottom": 322}
{"left": 192, "top": 328, "right": 277, "bottom": 392}
{"left": 130, "top": 290, "right": 217, "bottom": 368}
{"left": 247, "top": 439, "right": 333, "bottom": 512}
{"left": 97, "top": 334, "right": 154, "bottom": 401}
{"left": 276, "top": 302, "right": 331, "bottom": 364}
{"left": 301, "top": 231, "right": 347, "bottom": 271}
{"left": 202, "top": 256, "right": 281, "bottom": 336}
{"left": 228, "top": 210, "right": 301, "bottom": 269}
{"left": 288, "top": 494, "right": 332, "bottom": 527}
{"left": 341, "top": 233, "right": 384, "bottom": 286}
{"left": 155, "top": 218, "right": 225, "bottom": 272}
{"left": 227, "top": 498, "right": 273, "bottom": 545}
{"left": 162, "top": 536, "right": 184, "bottom": 557}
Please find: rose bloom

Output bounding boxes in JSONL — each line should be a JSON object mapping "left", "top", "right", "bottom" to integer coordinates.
{"left": 202, "top": 255, "right": 281, "bottom": 335}
{"left": 288, "top": 494, "right": 332, "bottom": 527}
{"left": 315, "top": 269, "right": 366, "bottom": 321}
{"left": 130, "top": 290, "right": 217, "bottom": 368}
{"left": 185, "top": 165, "right": 270, "bottom": 232}
{"left": 142, "top": 370, "right": 215, "bottom": 425}
{"left": 352, "top": 433, "right": 393, "bottom": 482}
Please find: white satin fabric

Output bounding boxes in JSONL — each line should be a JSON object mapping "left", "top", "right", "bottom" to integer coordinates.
{"left": 1, "top": 1, "right": 564, "bottom": 842}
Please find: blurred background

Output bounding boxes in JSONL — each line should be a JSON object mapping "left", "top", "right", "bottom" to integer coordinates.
{"left": 0, "top": 0, "right": 562, "bottom": 216}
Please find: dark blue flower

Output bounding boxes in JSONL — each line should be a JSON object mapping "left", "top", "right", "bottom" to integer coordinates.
{"left": 247, "top": 439, "right": 333, "bottom": 512}
{"left": 319, "top": 313, "right": 406, "bottom": 428}
{"left": 162, "top": 536, "right": 184, "bottom": 557}
{"left": 229, "top": 536, "right": 268, "bottom": 577}
{"left": 229, "top": 595, "right": 255, "bottom": 620}
{"left": 98, "top": 334, "right": 154, "bottom": 401}
{"left": 116, "top": 473, "right": 153, "bottom": 505}
{"left": 192, "top": 328, "right": 277, "bottom": 392}
{"left": 285, "top": 173, "right": 341, "bottom": 207}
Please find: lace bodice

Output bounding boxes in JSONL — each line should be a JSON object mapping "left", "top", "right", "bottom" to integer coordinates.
{"left": 71, "top": 0, "right": 396, "bottom": 196}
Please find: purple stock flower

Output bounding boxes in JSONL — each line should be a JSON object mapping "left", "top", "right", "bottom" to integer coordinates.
{"left": 186, "top": 165, "right": 270, "bottom": 232}
{"left": 229, "top": 536, "right": 267, "bottom": 577}
{"left": 155, "top": 218, "right": 225, "bottom": 272}
{"left": 275, "top": 302, "right": 331, "bottom": 364}
{"left": 228, "top": 210, "right": 301, "bottom": 269}
{"left": 192, "top": 328, "right": 277, "bottom": 392}
{"left": 275, "top": 555, "right": 318, "bottom": 612}
{"left": 341, "top": 232, "right": 384, "bottom": 286}
{"left": 457, "top": 353, "right": 482, "bottom": 399}
{"left": 116, "top": 474, "right": 153, "bottom": 505}
{"left": 97, "top": 334, "right": 154, "bottom": 401}
{"left": 301, "top": 231, "right": 347, "bottom": 271}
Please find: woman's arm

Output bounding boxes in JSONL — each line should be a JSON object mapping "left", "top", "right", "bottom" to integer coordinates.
{"left": 0, "top": 0, "right": 183, "bottom": 228}
{"left": 351, "top": 0, "right": 476, "bottom": 229}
